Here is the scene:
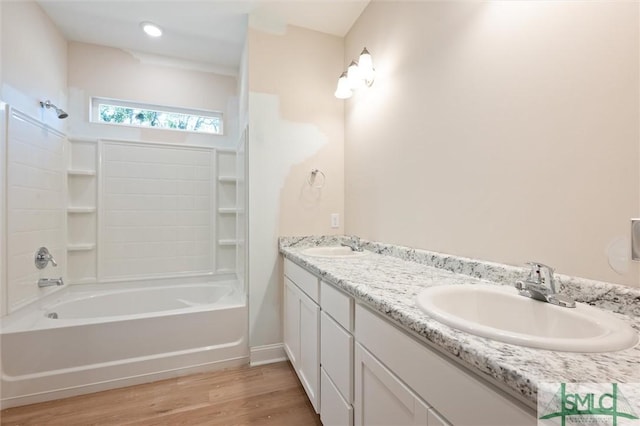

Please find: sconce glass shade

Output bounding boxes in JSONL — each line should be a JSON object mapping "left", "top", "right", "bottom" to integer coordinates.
{"left": 358, "top": 48, "right": 375, "bottom": 86}
{"left": 334, "top": 72, "right": 353, "bottom": 99}
{"left": 347, "top": 61, "right": 365, "bottom": 90}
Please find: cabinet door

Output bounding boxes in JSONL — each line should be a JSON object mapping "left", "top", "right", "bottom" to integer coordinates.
{"left": 283, "top": 278, "right": 300, "bottom": 367}
{"left": 298, "top": 289, "right": 320, "bottom": 413}
{"left": 354, "top": 343, "right": 428, "bottom": 426}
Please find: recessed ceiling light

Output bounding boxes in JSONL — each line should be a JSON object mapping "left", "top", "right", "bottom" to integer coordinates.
{"left": 141, "top": 22, "right": 162, "bottom": 38}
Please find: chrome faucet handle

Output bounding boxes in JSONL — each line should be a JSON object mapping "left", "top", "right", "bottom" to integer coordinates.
{"left": 35, "top": 247, "right": 57, "bottom": 269}
{"left": 517, "top": 262, "right": 575, "bottom": 308}
{"left": 525, "top": 262, "right": 556, "bottom": 293}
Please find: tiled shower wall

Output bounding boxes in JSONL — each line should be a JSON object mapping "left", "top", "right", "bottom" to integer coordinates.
{"left": 6, "top": 108, "right": 66, "bottom": 313}
{"left": 66, "top": 139, "right": 237, "bottom": 284}
{"left": 100, "top": 141, "right": 215, "bottom": 280}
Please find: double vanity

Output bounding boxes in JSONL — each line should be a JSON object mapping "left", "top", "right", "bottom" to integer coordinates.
{"left": 279, "top": 236, "right": 640, "bottom": 426}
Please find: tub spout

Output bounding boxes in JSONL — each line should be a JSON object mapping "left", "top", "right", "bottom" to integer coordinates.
{"left": 38, "top": 277, "right": 64, "bottom": 288}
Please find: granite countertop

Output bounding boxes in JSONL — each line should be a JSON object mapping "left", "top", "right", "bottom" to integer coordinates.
{"left": 279, "top": 236, "right": 640, "bottom": 408}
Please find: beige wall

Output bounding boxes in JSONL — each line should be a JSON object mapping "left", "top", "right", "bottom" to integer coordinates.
{"left": 248, "top": 25, "right": 344, "bottom": 350}
{"left": 67, "top": 41, "right": 238, "bottom": 147}
{"left": 1, "top": 1, "right": 67, "bottom": 131}
{"left": 345, "top": 1, "right": 639, "bottom": 286}
{"left": 250, "top": 26, "right": 345, "bottom": 237}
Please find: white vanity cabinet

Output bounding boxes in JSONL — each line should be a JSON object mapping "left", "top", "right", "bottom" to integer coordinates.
{"left": 284, "top": 260, "right": 320, "bottom": 412}
{"left": 283, "top": 258, "right": 356, "bottom": 424}
{"left": 282, "top": 256, "right": 536, "bottom": 426}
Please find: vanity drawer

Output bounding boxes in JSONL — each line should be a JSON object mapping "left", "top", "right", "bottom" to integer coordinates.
{"left": 321, "top": 280, "right": 353, "bottom": 331}
{"left": 321, "top": 367, "right": 353, "bottom": 426}
{"left": 321, "top": 311, "right": 353, "bottom": 402}
{"left": 284, "top": 258, "right": 319, "bottom": 302}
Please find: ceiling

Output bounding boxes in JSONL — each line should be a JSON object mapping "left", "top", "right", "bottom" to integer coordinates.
{"left": 36, "top": 0, "right": 370, "bottom": 75}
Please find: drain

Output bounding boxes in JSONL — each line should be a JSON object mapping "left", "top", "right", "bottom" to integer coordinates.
{"left": 47, "top": 312, "right": 59, "bottom": 319}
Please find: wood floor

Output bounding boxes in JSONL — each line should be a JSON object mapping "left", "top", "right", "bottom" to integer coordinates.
{"left": 0, "top": 361, "right": 322, "bottom": 426}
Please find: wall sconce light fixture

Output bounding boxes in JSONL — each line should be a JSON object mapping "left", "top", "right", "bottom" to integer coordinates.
{"left": 334, "top": 47, "right": 375, "bottom": 99}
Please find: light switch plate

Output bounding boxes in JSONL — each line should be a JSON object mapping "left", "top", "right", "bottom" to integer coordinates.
{"left": 331, "top": 213, "right": 339, "bottom": 229}
{"left": 631, "top": 219, "right": 640, "bottom": 261}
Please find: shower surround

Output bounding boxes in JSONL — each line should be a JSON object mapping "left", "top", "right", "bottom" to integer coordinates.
{"left": 1, "top": 104, "right": 247, "bottom": 408}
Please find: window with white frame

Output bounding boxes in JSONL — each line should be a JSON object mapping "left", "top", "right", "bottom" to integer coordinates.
{"left": 91, "top": 97, "right": 223, "bottom": 135}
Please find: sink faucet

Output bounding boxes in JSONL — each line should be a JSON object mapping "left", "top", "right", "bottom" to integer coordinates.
{"left": 341, "top": 237, "right": 364, "bottom": 252}
{"left": 515, "top": 262, "right": 575, "bottom": 308}
{"left": 38, "top": 277, "right": 64, "bottom": 288}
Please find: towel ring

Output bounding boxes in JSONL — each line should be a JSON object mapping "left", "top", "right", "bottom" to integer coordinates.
{"left": 308, "top": 169, "right": 326, "bottom": 189}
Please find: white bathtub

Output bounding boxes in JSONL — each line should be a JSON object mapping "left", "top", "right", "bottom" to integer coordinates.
{"left": 0, "top": 281, "right": 248, "bottom": 408}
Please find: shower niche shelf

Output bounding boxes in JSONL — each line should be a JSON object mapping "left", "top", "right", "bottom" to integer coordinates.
{"left": 68, "top": 169, "right": 96, "bottom": 176}
{"left": 218, "top": 176, "right": 238, "bottom": 183}
{"left": 66, "top": 138, "right": 98, "bottom": 284}
{"left": 218, "top": 207, "right": 242, "bottom": 214}
{"left": 67, "top": 207, "right": 96, "bottom": 214}
{"left": 67, "top": 243, "right": 96, "bottom": 252}
{"left": 216, "top": 150, "right": 239, "bottom": 275}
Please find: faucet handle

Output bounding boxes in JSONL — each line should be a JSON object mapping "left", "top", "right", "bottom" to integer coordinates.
{"left": 35, "top": 247, "right": 57, "bottom": 269}
{"left": 525, "top": 262, "right": 556, "bottom": 291}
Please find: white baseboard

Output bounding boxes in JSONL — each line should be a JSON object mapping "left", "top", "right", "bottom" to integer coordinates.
{"left": 250, "top": 343, "right": 288, "bottom": 367}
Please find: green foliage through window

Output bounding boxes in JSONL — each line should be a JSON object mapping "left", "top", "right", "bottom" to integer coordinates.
{"left": 97, "top": 102, "right": 223, "bottom": 135}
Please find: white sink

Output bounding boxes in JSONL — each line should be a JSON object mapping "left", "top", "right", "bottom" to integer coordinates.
{"left": 301, "top": 246, "right": 369, "bottom": 258}
{"left": 415, "top": 284, "right": 638, "bottom": 353}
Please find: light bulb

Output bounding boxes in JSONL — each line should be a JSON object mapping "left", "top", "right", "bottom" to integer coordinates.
{"left": 358, "top": 48, "right": 375, "bottom": 86}
{"left": 141, "top": 22, "right": 162, "bottom": 37}
{"left": 334, "top": 72, "right": 353, "bottom": 99}
{"left": 347, "top": 61, "right": 365, "bottom": 90}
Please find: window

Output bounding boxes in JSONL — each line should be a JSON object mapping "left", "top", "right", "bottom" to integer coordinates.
{"left": 91, "top": 97, "right": 223, "bottom": 135}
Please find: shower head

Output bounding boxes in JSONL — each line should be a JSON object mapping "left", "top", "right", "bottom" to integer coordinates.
{"left": 40, "top": 100, "right": 68, "bottom": 119}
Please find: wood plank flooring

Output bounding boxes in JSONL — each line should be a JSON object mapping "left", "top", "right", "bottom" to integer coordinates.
{"left": 0, "top": 362, "right": 322, "bottom": 426}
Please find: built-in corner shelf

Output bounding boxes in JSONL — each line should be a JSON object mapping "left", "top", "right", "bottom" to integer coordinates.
{"left": 67, "top": 206, "right": 96, "bottom": 214}
{"left": 67, "top": 139, "right": 99, "bottom": 285}
{"left": 67, "top": 169, "right": 96, "bottom": 176}
{"left": 218, "top": 176, "right": 238, "bottom": 183}
{"left": 218, "top": 239, "right": 239, "bottom": 246}
{"left": 218, "top": 207, "right": 243, "bottom": 214}
{"left": 67, "top": 243, "right": 96, "bottom": 252}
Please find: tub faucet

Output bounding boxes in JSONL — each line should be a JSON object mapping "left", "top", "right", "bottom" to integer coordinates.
{"left": 515, "top": 262, "right": 575, "bottom": 308}
{"left": 341, "top": 237, "right": 363, "bottom": 252}
{"left": 38, "top": 277, "right": 64, "bottom": 288}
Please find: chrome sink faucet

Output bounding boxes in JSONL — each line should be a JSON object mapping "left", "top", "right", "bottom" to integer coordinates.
{"left": 515, "top": 262, "right": 575, "bottom": 308}
{"left": 341, "top": 237, "right": 364, "bottom": 252}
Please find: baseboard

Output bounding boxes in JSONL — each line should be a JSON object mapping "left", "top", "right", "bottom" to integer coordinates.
{"left": 249, "top": 343, "right": 288, "bottom": 367}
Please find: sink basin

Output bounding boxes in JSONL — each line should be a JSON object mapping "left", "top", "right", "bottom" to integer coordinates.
{"left": 415, "top": 284, "right": 638, "bottom": 352}
{"left": 301, "top": 246, "right": 368, "bottom": 258}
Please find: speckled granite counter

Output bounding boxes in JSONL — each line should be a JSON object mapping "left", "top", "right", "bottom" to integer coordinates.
{"left": 279, "top": 236, "right": 640, "bottom": 408}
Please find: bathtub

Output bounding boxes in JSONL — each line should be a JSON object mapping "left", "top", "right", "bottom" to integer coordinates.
{"left": 0, "top": 281, "right": 248, "bottom": 408}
